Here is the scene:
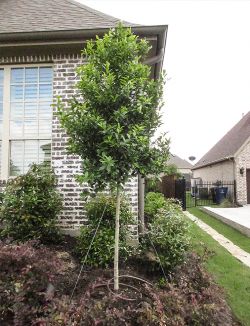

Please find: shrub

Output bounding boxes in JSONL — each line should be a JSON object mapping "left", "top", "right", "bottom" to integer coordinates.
{"left": 141, "top": 200, "right": 190, "bottom": 272}
{"left": 0, "top": 240, "right": 64, "bottom": 325}
{"left": 46, "top": 254, "right": 235, "bottom": 326}
{"left": 145, "top": 178, "right": 161, "bottom": 194}
{"left": 0, "top": 164, "right": 62, "bottom": 243}
{"left": 163, "top": 252, "right": 235, "bottom": 326}
{"left": 144, "top": 191, "right": 167, "bottom": 221}
{"left": 77, "top": 194, "right": 134, "bottom": 267}
{"left": 0, "top": 192, "right": 4, "bottom": 205}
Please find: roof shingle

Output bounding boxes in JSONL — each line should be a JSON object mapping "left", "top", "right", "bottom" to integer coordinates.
{"left": 0, "top": 0, "right": 134, "bottom": 34}
{"left": 193, "top": 111, "right": 250, "bottom": 170}
{"left": 168, "top": 154, "right": 193, "bottom": 169}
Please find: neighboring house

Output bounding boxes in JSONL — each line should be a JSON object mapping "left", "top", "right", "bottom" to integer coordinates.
{"left": 192, "top": 112, "right": 250, "bottom": 205}
{"left": 0, "top": 0, "right": 167, "bottom": 233}
{"left": 167, "top": 154, "right": 193, "bottom": 181}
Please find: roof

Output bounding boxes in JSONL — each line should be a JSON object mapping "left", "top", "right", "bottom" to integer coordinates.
{"left": 168, "top": 154, "right": 193, "bottom": 169}
{"left": 193, "top": 111, "right": 250, "bottom": 170}
{"left": 0, "top": 0, "right": 135, "bottom": 34}
{"left": 0, "top": 0, "right": 167, "bottom": 81}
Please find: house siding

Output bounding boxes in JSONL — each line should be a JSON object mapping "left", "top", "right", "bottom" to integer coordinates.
{"left": 0, "top": 54, "right": 138, "bottom": 235}
{"left": 192, "top": 160, "right": 234, "bottom": 182}
{"left": 235, "top": 139, "right": 250, "bottom": 205}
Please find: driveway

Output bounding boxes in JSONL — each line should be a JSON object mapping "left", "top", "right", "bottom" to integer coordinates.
{"left": 202, "top": 205, "right": 250, "bottom": 237}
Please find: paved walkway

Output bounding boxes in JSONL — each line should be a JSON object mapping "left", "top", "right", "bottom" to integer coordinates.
{"left": 185, "top": 211, "right": 250, "bottom": 268}
{"left": 202, "top": 205, "right": 250, "bottom": 237}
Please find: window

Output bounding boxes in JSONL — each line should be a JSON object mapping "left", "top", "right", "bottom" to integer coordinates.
{"left": 0, "top": 66, "right": 53, "bottom": 178}
{"left": 0, "top": 69, "right": 3, "bottom": 175}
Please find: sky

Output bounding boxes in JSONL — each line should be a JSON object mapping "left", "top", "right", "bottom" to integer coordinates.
{"left": 80, "top": 0, "right": 250, "bottom": 163}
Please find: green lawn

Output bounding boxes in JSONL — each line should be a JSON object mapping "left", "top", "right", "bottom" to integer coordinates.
{"left": 188, "top": 218, "right": 250, "bottom": 325}
{"left": 186, "top": 191, "right": 195, "bottom": 207}
{"left": 188, "top": 207, "right": 250, "bottom": 254}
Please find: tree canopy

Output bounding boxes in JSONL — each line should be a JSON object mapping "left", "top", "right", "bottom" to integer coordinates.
{"left": 58, "top": 23, "right": 169, "bottom": 193}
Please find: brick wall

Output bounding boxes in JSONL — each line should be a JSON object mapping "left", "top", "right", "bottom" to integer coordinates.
{"left": 0, "top": 54, "right": 139, "bottom": 235}
{"left": 235, "top": 139, "right": 250, "bottom": 205}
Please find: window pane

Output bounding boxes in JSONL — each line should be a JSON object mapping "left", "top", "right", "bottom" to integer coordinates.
{"left": 11, "top": 85, "right": 24, "bottom": 101}
{"left": 11, "top": 68, "right": 24, "bottom": 84}
{"left": 39, "top": 67, "right": 53, "bottom": 83}
{"left": 25, "top": 84, "right": 38, "bottom": 100}
{"left": 0, "top": 70, "right": 3, "bottom": 84}
{"left": 39, "top": 84, "right": 52, "bottom": 100}
{"left": 24, "top": 120, "right": 38, "bottom": 138}
{"left": 0, "top": 141, "right": 1, "bottom": 174}
{"left": 25, "top": 68, "right": 38, "bottom": 83}
{"left": 10, "top": 140, "right": 51, "bottom": 176}
{"left": 11, "top": 103, "right": 23, "bottom": 119}
{"left": 10, "top": 121, "right": 23, "bottom": 138}
{"left": 39, "top": 102, "right": 51, "bottom": 119}
{"left": 39, "top": 141, "right": 51, "bottom": 164}
{"left": 39, "top": 120, "right": 51, "bottom": 138}
{"left": 0, "top": 70, "right": 3, "bottom": 140}
{"left": 0, "top": 103, "right": 3, "bottom": 120}
{"left": 10, "top": 141, "right": 23, "bottom": 176}
{"left": 25, "top": 103, "right": 37, "bottom": 119}
{"left": 24, "top": 140, "right": 38, "bottom": 173}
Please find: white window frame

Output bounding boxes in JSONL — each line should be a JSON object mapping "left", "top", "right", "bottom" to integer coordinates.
{"left": 0, "top": 64, "right": 53, "bottom": 180}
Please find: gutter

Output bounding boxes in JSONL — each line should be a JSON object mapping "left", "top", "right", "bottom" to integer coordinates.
{"left": 192, "top": 156, "right": 234, "bottom": 171}
{"left": 0, "top": 25, "right": 167, "bottom": 43}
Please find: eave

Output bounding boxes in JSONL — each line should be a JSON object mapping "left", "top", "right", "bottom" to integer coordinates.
{"left": 192, "top": 156, "right": 235, "bottom": 171}
{"left": 0, "top": 25, "right": 168, "bottom": 79}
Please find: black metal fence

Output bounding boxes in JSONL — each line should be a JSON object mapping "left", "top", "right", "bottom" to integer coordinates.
{"left": 186, "top": 181, "right": 236, "bottom": 209}
{"left": 150, "top": 176, "right": 236, "bottom": 210}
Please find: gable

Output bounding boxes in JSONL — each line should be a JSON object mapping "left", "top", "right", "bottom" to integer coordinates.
{"left": 193, "top": 112, "right": 250, "bottom": 170}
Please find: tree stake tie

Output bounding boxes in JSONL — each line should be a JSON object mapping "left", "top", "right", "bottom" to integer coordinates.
{"left": 70, "top": 202, "right": 108, "bottom": 301}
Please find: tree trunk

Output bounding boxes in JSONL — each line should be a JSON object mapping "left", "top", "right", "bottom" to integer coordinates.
{"left": 114, "top": 186, "right": 121, "bottom": 291}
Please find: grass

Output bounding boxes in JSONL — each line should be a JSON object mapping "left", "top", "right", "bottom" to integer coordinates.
{"left": 188, "top": 207, "right": 250, "bottom": 254}
{"left": 188, "top": 218, "right": 250, "bottom": 325}
{"left": 186, "top": 191, "right": 195, "bottom": 207}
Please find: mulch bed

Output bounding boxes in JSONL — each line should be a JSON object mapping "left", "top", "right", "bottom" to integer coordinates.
{"left": 0, "top": 235, "right": 242, "bottom": 325}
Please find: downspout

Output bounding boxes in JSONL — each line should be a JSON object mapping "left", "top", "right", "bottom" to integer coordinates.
{"left": 138, "top": 174, "right": 145, "bottom": 234}
{"left": 144, "top": 48, "right": 165, "bottom": 66}
{"left": 138, "top": 48, "right": 165, "bottom": 233}
{"left": 232, "top": 157, "right": 237, "bottom": 204}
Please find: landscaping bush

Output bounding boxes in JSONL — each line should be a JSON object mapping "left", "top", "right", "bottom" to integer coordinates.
{"left": 0, "top": 240, "right": 239, "bottom": 325}
{"left": 46, "top": 253, "right": 235, "bottom": 326}
{"left": 140, "top": 199, "right": 190, "bottom": 272}
{"left": 0, "top": 164, "right": 62, "bottom": 243}
{"left": 144, "top": 191, "right": 168, "bottom": 221}
{"left": 145, "top": 178, "right": 161, "bottom": 194}
{"left": 77, "top": 194, "right": 134, "bottom": 267}
{"left": 0, "top": 240, "right": 65, "bottom": 325}
{"left": 0, "top": 192, "right": 4, "bottom": 205}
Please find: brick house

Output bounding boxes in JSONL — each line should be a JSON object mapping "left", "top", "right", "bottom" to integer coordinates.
{"left": 192, "top": 112, "right": 250, "bottom": 205}
{"left": 167, "top": 154, "right": 193, "bottom": 180}
{"left": 0, "top": 0, "right": 167, "bottom": 234}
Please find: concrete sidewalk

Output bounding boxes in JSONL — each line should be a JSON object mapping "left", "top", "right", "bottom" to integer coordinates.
{"left": 185, "top": 211, "right": 250, "bottom": 268}
{"left": 202, "top": 205, "right": 250, "bottom": 237}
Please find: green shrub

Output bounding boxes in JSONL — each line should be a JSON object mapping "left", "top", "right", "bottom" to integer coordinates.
{"left": 145, "top": 178, "right": 161, "bottom": 193}
{"left": 144, "top": 191, "right": 167, "bottom": 221}
{"left": 0, "top": 164, "right": 62, "bottom": 243}
{"left": 0, "top": 192, "right": 4, "bottom": 205}
{"left": 77, "top": 194, "right": 133, "bottom": 267}
{"left": 0, "top": 240, "right": 65, "bottom": 325}
{"left": 141, "top": 200, "right": 190, "bottom": 272}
